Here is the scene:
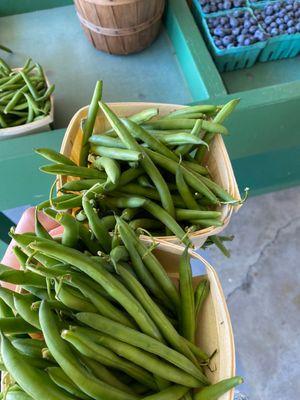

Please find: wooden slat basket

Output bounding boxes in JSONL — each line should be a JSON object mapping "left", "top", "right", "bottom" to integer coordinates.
{"left": 59, "top": 102, "right": 241, "bottom": 249}
{"left": 1, "top": 242, "right": 235, "bottom": 400}
{"left": 74, "top": 0, "right": 165, "bottom": 55}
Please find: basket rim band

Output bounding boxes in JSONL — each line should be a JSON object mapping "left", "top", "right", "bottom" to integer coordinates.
{"left": 75, "top": 3, "right": 165, "bottom": 37}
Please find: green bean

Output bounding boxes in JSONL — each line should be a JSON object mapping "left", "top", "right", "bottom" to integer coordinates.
{"left": 75, "top": 316, "right": 207, "bottom": 384}
{"left": 19, "top": 70, "right": 39, "bottom": 99}
{"left": 129, "top": 218, "right": 163, "bottom": 231}
{"left": 195, "top": 279, "right": 210, "bottom": 319}
{"left": 163, "top": 112, "right": 205, "bottom": 120}
{"left": 12, "top": 338, "right": 45, "bottom": 358}
{"left": 115, "top": 184, "right": 184, "bottom": 207}
{"left": 31, "top": 240, "right": 163, "bottom": 340}
{"left": 195, "top": 99, "right": 239, "bottom": 163}
{"left": 176, "top": 167, "right": 199, "bottom": 211}
{"left": 188, "top": 219, "right": 223, "bottom": 228}
{"left": 4, "top": 86, "right": 27, "bottom": 114}
{"left": 0, "top": 298, "right": 14, "bottom": 318}
{"left": 1, "top": 389, "right": 33, "bottom": 400}
{"left": 47, "top": 367, "right": 91, "bottom": 399}
{"left": 40, "top": 163, "right": 106, "bottom": 179}
{"left": 117, "top": 218, "right": 180, "bottom": 308}
{"left": 62, "top": 329, "right": 156, "bottom": 390}
{"left": 110, "top": 245, "right": 129, "bottom": 264}
{"left": 117, "top": 219, "right": 171, "bottom": 307}
{"left": 34, "top": 208, "right": 52, "bottom": 240}
{"left": 56, "top": 212, "right": 79, "bottom": 248}
{"left": 26, "top": 99, "right": 34, "bottom": 123}
{"left": 93, "top": 156, "right": 121, "bottom": 184}
{"left": 181, "top": 161, "right": 208, "bottom": 176}
{"left": 0, "top": 57, "right": 12, "bottom": 74}
{"left": 101, "top": 215, "right": 117, "bottom": 230}
{"left": 141, "top": 385, "right": 189, "bottom": 400}
{"left": 89, "top": 134, "right": 125, "bottom": 148}
{"left": 176, "top": 209, "right": 221, "bottom": 221}
{"left": 83, "top": 332, "right": 203, "bottom": 387}
{"left": 183, "top": 339, "right": 209, "bottom": 362}
{"left": 121, "top": 208, "right": 140, "bottom": 221}
{"left": 175, "top": 120, "right": 204, "bottom": 156}
{"left": 70, "top": 275, "right": 135, "bottom": 328}
{"left": 99, "top": 103, "right": 175, "bottom": 220}
{"left": 121, "top": 119, "right": 176, "bottom": 161}
{"left": 150, "top": 133, "right": 205, "bottom": 146}
{"left": 61, "top": 178, "right": 104, "bottom": 192}
{"left": 179, "top": 248, "right": 195, "bottom": 343}
{"left": 39, "top": 301, "right": 139, "bottom": 400}
{"left": 144, "top": 149, "right": 218, "bottom": 204}
{"left": 35, "top": 84, "right": 55, "bottom": 102}
{"left": 1, "top": 333, "right": 76, "bottom": 400}
{"left": 194, "top": 376, "right": 243, "bottom": 400}
{"left": 0, "top": 113, "right": 8, "bottom": 127}
{"left": 0, "top": 263, "right": 46, "bottom": 287}
{"left": 166, "top": 105, "right": 217, "bottom": 118}
{"left": 0, "top": 287, "right": 16, "bottom": 310}
{"left": 117, "top": 264, "right": 203, "bottom": 368}
{"left": 35, "top": 148, "right": 76, "bottom": 166}
{"left": 129, "top": 108, "right": 158, "bottom": 124}
{"left": 0, "top": 72, "right": 23, "bottom": 91}
{"left": 209, "top": 235, "right": 231, "bottom": 257}
{"left": 0, "top": 317, "right": 39, "bottom": 334}
{"left": 80, "top": 355, "right": 135, "bottom": 394}
{"left": 79, "top": 81, "right": 103, "bottom": 166}
{"left": 143, "top": 119, "right": 228, "bottom": 135}
{"left": 82, "top": 196, "right": 112, "bottom": 253}
{"left": 91, "top": 146, "right": 143, "bottom": 161}
{"left": 13, "top": 294, "right": 41, "bottom": 330}
{"left": 137, "top": 175, "right": 154, "bottom": 188}
{"left": 54, "top": 282, "right": 97, "bottom": 312}
{"left": 194, "top": 173, "right": 236, "bottom": 203}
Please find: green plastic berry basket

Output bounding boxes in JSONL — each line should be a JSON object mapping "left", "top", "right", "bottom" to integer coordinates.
{"left": 191, "top": 5, "right": 267, "bottom": 71}
{"left": 253, "top": 2, "right": 300, "bottom": 61}
{"left": 191, "top": 0, "right": 248, "bottom": 16}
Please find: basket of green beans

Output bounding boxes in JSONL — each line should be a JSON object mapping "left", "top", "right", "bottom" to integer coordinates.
{"left": 0, "top": 212, "right": 242, "bottom": 399}
{"left": 37, "top": 81, "right": 241, "bottom": 249}
{"left": 0, "top": 58, "right": 54, "bottom": 139}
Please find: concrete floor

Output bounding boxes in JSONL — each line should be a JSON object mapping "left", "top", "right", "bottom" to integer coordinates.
{"left": 202, "top": 186, "right": 300, "bottom": 400}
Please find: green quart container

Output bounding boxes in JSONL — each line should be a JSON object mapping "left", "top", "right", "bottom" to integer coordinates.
{"left": 253, "top": 1, "right": 300, "bottom": 61}
{"left": 191, "top": 4, "right": 267, "bottom": 72}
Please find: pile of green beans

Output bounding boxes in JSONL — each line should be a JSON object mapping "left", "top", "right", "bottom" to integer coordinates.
{"left": 0, "top": 58, "right": 54, "bottom": 129}
{"left": 0, "top": 214, "right": 242, "bottom": 399}
{"left": 36, "top": 82, "right": 239, "bottom": 249}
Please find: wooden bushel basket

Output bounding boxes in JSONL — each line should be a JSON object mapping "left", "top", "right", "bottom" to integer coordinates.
{"left": 59, "top": 102, "right": 241, "bottom": 249}
{"left": 1, "top": 242, "right": 235, "bottom": 400}
{"left": 74, "top": 0, "right": 165, "bottom": 55}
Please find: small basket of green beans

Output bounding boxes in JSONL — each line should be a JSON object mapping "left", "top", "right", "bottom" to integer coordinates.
{"left": 39, "top": 81, "right": 241, "bottom": 249}
{"left": 0, "top": 223, "right": 242, "bottom": 400}
{"left": 0, "top": 58, "right": 54, "bottom": 140}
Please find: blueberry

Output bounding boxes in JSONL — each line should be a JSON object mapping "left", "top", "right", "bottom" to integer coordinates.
{"left": 227, "top": 43, "right": 235, "bottom": 49}
{"left": 265, "top": 6, "right": 274, "bottom": 15}
{"left": 243, "top": 38, "right": 251, "bottom": 46}
{"left": 270, "top": 27, "right": 279, "bottom": 36}
{"left": 214, "top": 27, "right": 225, "bottom": 37}
{"left": 265, "top": 15, "right": 274, "bottom": 25}
{"left": 286, "top": 4, "right": 293, "bottom": 11}
{"left": 219, "top": 45, "right": 226, "bottom": 49}
{"left": 278, "top": 24, "right": 286, "bottom": 32}
{"left": 287, "top": 26, "right": 296, "bottom": 34}
{"left": 275, "top": 17, "right": 283, "bottom": 24}
{"left": 222, "top": 35, "right": 233, "bottom": 46}
{"left": 224, "top": 1, "right": 232, "bottom": 10}
{"left": 220, "top": 17, "right": 228, "bottom": 25}
{"left": 232, "top": 27, "right": 241, "bottom": 35}
{"left": 249, "top": 25, "right": 257, "bottom": 33}
{"left": 210, "top": 4, "right": 217, "bottom": 12}
{"left": 237, "top": 34, "right": 245, "bottom": 43}
{"left": 218, "top": 3, "right": 224, "bottom": 10}
{"left": 296, "top": 22, "right": 300, "bottom": 31}
{"left": 214, "top": 39, "right": 222, "bottom": 47}
{"left": 224, "top": 23, "right": 231, "bottom": 29}
{"left": 202, "top": 5, "right": 210, "bottom": 13}
{"left": 270, "top": 21, "right": 277, "bottom": 27}
{"left": 229, "top": 17, "right": 239, "bottom": 27}
{"left": 199, "top": 0, "right": 207, "bottom": 5}
{"left": 233, "top": 10, "right": 241, "bottom": 17}
{"left": 241, "top": 28, "right": 248, "bottom": 34}
{"left": 244, "top": 20, "right": 251, "bottom": 29}
{"left": 287, "top": 19, "right": 294, "bottom": 27}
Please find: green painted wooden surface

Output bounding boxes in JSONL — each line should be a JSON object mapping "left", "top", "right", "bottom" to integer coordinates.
{"left": 0, "top": 0, "right": 72, "bottom": 16}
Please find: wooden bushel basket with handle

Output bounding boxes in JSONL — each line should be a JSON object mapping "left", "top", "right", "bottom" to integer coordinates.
{"left": 1, "top": 242, "right": 236, "bottom": 400}
{"left": 59, "top": 102, "right": 241, "bottom": 249}
{"left": 74, "top": 0, "right": 165, "bottom": 55}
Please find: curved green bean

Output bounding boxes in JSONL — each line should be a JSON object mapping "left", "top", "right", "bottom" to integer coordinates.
{"left": 40, "top": 164, "right": 106, "bottom": 179}
{"left": 47, "top": 367, "right": 91, "bottom": 399}
{"left": 93, "top": 156, "right": 121, "bottom": 184}
{"left": 35, "top": 148, "right": 76, "bottom": 166}
{"left": 193, "top": 376, "right": 243, "bottom": 400}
